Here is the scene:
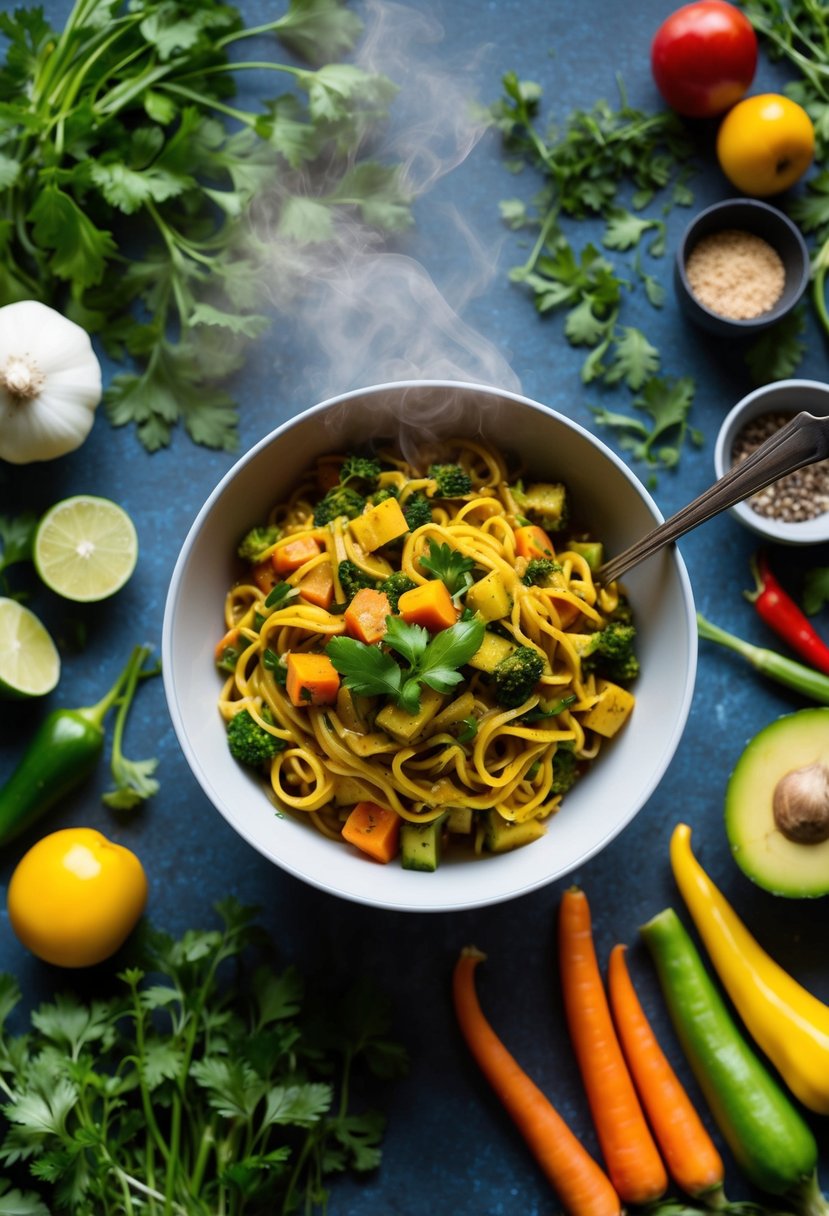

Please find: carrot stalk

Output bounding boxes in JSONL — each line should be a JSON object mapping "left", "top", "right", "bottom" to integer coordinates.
{"left": 607, "top": 942, "right": 726, "bottom": 1205}
{"left": 452, "top": 947, "right": 621, "bottom": 1216}
{"left": 558, "top": 887, "right": 669, "bottom": 1206}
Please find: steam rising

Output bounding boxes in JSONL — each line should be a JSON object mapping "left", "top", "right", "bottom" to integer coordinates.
{"left": 258, "top": 0, "right": 521, "bottom": 417}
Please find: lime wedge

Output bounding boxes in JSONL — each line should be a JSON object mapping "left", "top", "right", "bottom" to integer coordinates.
{"left": 34, "top": 496, "right": 138, "bottom": 603}
{"left": 0, "top": 597, "right": 60, "bottom": 698}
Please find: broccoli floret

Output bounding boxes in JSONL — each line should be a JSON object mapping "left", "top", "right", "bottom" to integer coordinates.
{"left": 227, "top": 708, "right": 284, "bottom": 768}
{"left": 340, "top": 453, "right": 382, "bottom": 490}
{"left": 551, "top": 745, "right": 579, "bottom": 795}
{"left": 314, "top": 486, "right": 366, "bottom": 526}
{"left": 492, "top": 645, "right": 545, "bottom": 708}
{"left": 381, "top": 570, "right": 417, "bottom": 612}
{"left": 428, "top": 462, "right": 472, "bottom": 497}
{"left": 369, "top": 486, "right": 399, "bottom": 506}
{"left": 582, "top": 621, "right": 640, "bottom": 683}
{"left": 338, "top": 559, "right": 379, "bottom": 601}
{"left": 522, "top": 557, "right": 561, "bottom": 587}
{"left": 237, "top": 524, "right": 280, "bottom": 563}
{"left": 512, "top": 481, "right": 569, "bottom": 531}
{"left": 403, "top": 492, "right": 433, "bottom": 531}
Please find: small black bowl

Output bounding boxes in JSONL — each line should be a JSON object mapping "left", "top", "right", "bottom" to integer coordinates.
{"left": 674, "top": 197, "right": 810, "bottom": 338}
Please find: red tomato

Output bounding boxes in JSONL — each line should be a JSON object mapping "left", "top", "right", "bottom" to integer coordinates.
{"left": 651, "top": 1, "right": 758, "bottom": 118}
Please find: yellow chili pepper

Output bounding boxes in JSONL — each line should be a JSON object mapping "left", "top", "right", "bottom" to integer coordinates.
{"left": 670, "top": 822, "right": 829, "bottom": 1116}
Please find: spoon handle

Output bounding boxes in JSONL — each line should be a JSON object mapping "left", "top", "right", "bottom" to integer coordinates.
{"left": 598, "top": 411, "right": 829, "bottom": 586}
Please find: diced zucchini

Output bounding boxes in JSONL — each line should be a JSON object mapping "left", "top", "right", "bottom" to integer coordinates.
{"left": 446, "top": 805, "right": 474, "bottom": 834}
{"left": 569, "top": 540, "right": 604, "bottom": 572}
{"left": 468, "top": 630, "right": 516, "bottom": 673}
{"left": 581, "top": 678, "right": 635, "bottom": 737}
{"left": 333, "top": 776, "right": 375, "bottom": 806}
{"left": 466, "top": 570, "right": 514, "bottom": 621}
{"left": 375, "top": 687, "right": 446, "bottom": 743}
{"left": 482, "top": 809, "right": 548, "bottom": 853}
{"left": 400, "top": 813, "right": 448, "bottom": 872}
{"left": 432, "top": 691, "right": 476, "bottom": 730}
{"left": 343, "top": 731, "right": 399, "bottom": 757}
{"left": 515, "top": 482, "right": 568, "bottom": 531}
{"left": 349, "top": 497, "right": 408, "bottom": 551}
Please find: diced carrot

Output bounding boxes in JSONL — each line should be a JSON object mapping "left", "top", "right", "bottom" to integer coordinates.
{"left": 298, "top": 561, "right": 334, "bottom": 610}
{"left": 215, "top": 626, "right": 241, "bottom": 663}
{"left": 317, "top": 460, "right": 343, "bottom": 491}
{"left": 342, "top": 801, "right": 401, "bottom": 863}
{"left": 285, "top": 652, "right": 341, "bottom": 707}
{"left": 515, "top": 524, "right": 556, "bottom": 561}
{"left": 398, "top": 580, "right": 459, "bottom": 632}
{"left": 550, "top": 595, "right": 582, "bottom": 629}
{"left": 251, "top": 560, "right": 279, "bottom": 594}
{"left": 344, "top": 588, "right": 391, "bottom": 645}
{"left": 273, "top": 535, "right": 322, "bottom": 575}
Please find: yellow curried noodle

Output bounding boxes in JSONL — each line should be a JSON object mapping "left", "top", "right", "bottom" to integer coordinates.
{"left": 217, "top": 437, "right": 637, "bottom": 864}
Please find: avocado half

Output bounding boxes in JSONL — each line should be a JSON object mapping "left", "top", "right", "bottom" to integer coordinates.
{"left": 725, "top": 708, "right": 829, "bottom": 898}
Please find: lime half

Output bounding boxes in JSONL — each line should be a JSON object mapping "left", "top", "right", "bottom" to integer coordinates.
{"left": 34, "top": 496, "right": 138, "bottom": 603}
{"left": 0, "top": 598, "right": 60, "bottom": 698}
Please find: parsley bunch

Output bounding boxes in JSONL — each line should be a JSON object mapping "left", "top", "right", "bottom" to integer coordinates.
{"left": 0, "top": 0, "right": 411, "bottom": 452}
{"left": 492, "top": 73, "right": 702, "bottom": 472}
{"left": 0, "top": 899, "right": 407, "bottom": 1214}
{"left": 743, "top": 0, "right": 829, "bottom": 368}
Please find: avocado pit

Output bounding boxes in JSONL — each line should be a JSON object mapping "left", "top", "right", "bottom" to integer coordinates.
{"left": 772, "top": 761, "right": 829, "bottom": 845}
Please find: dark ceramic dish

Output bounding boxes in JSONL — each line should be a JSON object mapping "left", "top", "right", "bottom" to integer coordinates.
{"left": 674, "top": 197, "right": 810, "bottom": 338}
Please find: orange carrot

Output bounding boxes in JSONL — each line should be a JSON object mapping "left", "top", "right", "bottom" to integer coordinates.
{"left": 515, "top": 524, "right": 556, "bottom": 561}
{"left": 285, "top": 652, "right": 340, "bottom": 707}
{"left": 298, "top": 562, "right": 334, "bottom": 610}
{"left": 341, "top": 801, "right": 401, "bottom": 863}
{"left": 558, "top": 887, "right": 668, "bottom": 1206}
{"left": 251, "top": 559, "right": 278, "bottom": 594}
{"left": 344, "top": 587, "right": 391, "bottom": 644}
{"left": 214, "top": 626, "right": 241, "bottom": 663}
{"left": 273, "top": 535, "right": 322, "bottom": 575}
{"left": 607, "top": 943, "right": 726, "bottom": 1203}
{"left": 452, "top": 947, "right": 621, "bottom": 1216}
{"left": 548, "top": 594, "right": 581, "bottom": 629}
{"left": 398, "top": 580, "right": 458, "bottom": 632}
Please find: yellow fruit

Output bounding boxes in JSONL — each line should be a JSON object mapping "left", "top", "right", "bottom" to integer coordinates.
{"left": 717, "top": 93, "right": 815, "bottom": 196}
{"left": 8, "top": 828, "right": 147, "bottom": 967}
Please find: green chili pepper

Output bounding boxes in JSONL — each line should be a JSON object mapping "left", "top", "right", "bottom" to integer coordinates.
{"left": 0, "top": 645, "right": 151, "bottom": 846}
{"left": 697, "top": 612, "right": 829, "bottom": 705}
{"left": 641, "top": 908, "right": 827, "bottom": 1216}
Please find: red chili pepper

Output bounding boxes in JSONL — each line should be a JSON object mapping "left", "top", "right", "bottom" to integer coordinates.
{"left": 745, "top": 552, "right": 829, "bottom": 676}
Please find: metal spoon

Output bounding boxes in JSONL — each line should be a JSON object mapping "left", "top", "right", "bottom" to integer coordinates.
{"left": 597, "top": 410, "right": 829, "bottom": 585}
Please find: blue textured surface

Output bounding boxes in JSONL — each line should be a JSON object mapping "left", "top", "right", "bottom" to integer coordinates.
{"left": 2, "top": 2, "right": 828, "bottom": 1212}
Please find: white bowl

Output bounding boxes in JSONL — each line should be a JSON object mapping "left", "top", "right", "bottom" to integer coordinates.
{"left": 162, "top": 381, "right": 697, "bottom": 912}
{"left": 714, "top": 379, "right": 829, "bottom": 546}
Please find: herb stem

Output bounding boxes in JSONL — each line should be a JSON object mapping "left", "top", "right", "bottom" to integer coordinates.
{"left": 156, "top": 82, "right": 260, "bottom": 127}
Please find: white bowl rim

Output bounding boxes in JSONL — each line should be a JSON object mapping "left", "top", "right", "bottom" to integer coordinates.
{"left": 162, "top": 379, "right": 698, "bottom": 912}
{"left": 714, "top": 378, "right": 829, "bottom": 545}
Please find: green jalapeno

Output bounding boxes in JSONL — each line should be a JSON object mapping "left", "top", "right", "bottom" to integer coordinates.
{"left": 641, "top": 907, "right": 826, "bottom": 1215}
{"left": 0, "top": 644, "right": 150, "bottom": 846}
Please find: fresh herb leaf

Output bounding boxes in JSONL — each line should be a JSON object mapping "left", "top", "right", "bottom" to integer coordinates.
{"left": 592, "top": 375, "right": 702, "bottom": 469}
{"left": 803, "top": 566, "right": 829, "bottom": 616}
{"left": 745, "top": 307, "right": 807, "bottom": 384}
{"left": 419, "top": 540, "right": 475, "bottom": 598}
{"left": 326, "top": 635, "right": 403, "bottom": 700}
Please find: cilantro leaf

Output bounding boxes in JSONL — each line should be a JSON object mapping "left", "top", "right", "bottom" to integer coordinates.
{"left": 592, "top": 375, "right": 701, "bottom": 469}
{"left": 745, "top": 308, "right": 806, "bottom": 384}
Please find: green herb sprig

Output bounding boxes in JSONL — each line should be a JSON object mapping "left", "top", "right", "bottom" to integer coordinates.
{"left": 492, "top": 72, "right": 702, "bottom": 471}
{"left": 327, "top": 614, "right": 485, "bottom": 714}
{"left": 0, "top": 899, "right": 407, "bottom": 1215}
{"left": 0, "top": 0, "right": 411, "bottom": 452}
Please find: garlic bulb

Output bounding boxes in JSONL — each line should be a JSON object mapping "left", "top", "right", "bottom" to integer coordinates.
{"left": 0, "top": 300, "right": 102, "bottom": 464}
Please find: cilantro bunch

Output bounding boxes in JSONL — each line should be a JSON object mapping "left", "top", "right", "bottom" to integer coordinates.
{"left": 0, "top": 0, "right": 411, "bottom": 451}
{"left": 492, "top": 73, "right": 702, "bottom": 472}
{"left": 0, "top": 899, "right": 407, "bottom": 1214}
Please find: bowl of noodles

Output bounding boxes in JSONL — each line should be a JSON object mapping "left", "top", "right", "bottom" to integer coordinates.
{"left": 163, "top": 381, "right": 697, "bottom": 912}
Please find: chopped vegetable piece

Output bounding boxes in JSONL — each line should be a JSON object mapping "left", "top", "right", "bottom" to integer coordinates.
{"left": 513, "top": 482, "right": 569, "bottom": 530}
{"left": 215, "top": 627, "right": 241, "bottom": 665}
{"left": 581, "top": 679, "right": 635, "bottom": 737}
{"left": 298, "top": 562, "right": 335, "bottom": 610}
{"left": 398, "top": 581, "right": 459, "bottom": 632}
{"left": 251, "top": 560, "right": 279, "bottom": 594}
{"left": 515, "top": 524, "right": 557, "bottom": 561}
{"left": 429, "top": 463, "right": 473, "bottom": 497}
{"left": 349, "top": 497, "right": 409, "bottom": 551}
{"left": 342, "top": 801, "right": 401, "bottom": 863}
{"left": 466, "top": 570, "right": 514, "bottom": 621}
{"left": 273, "top": 535, "right": 322, "bottom": 575}
{"left": 344, "top": 588, "right": 391, "bottom": 645}
{"left": 286, "top": 652, "right": 341, "bottom": 707}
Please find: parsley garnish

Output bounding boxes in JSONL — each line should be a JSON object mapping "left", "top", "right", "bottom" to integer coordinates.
{"left": 0, "top": 900, "right": 407, "bottom": 1213}
{"left": 0, "top": 1, "right": 411, "bottom": 452}
{"left": 419, "top": 540, "right": 475, "bottom": 598}
{"left": 327, "top": 614, "right": 485, "bottom": 713}
{"left": 592, "top": 376, "right": 703, "bottom": 472}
